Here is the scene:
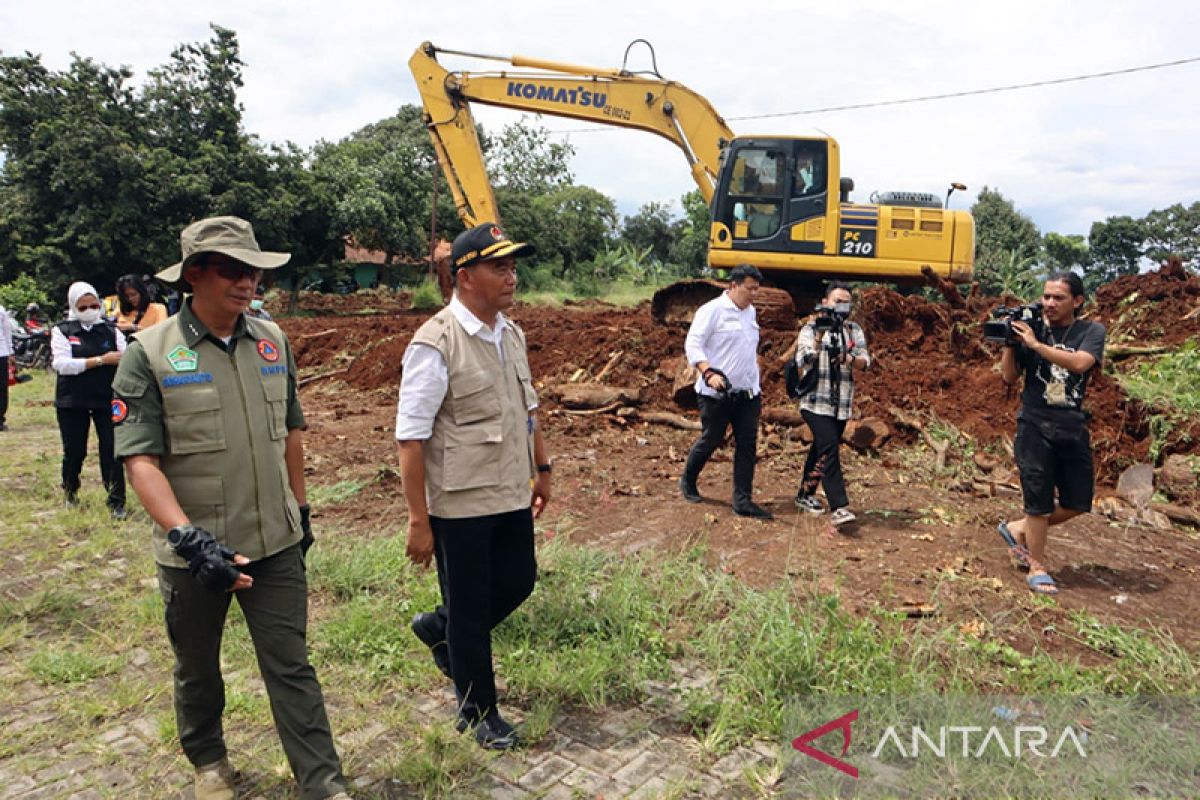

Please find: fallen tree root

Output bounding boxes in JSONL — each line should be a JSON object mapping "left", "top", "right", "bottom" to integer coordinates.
{"left": 298, "top": 368, "right": 349, "bottom": 387}
{"left": 890, "top": 405, "right": 950, "bottom": 470}
{"left": 562, "top": 401, "right": 624, "bottom": 416}
{"left": 637, "top": 411, "right": 702, "bottom": 431}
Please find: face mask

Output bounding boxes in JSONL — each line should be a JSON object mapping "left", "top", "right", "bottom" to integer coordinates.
{"left": 250, "top": 299, "right": 264, "bottom": 311}
{"left": 77, "top": 308, "right": 102, "bottom": 325}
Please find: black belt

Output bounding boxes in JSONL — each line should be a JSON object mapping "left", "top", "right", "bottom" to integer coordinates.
{"left": 725, "top": 389, "right": 756, "bottom": 402}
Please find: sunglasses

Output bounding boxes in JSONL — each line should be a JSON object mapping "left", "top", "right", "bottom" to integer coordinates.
{"left": 210, "top": 261, "right": 263, "bottom": 282}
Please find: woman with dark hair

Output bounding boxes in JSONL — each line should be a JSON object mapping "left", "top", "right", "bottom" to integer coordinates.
{"left": 114, "top": 274, "right": 167, "bottom": 336}
{"left": 51, "top": 281, "right": 127, "bottom": 517}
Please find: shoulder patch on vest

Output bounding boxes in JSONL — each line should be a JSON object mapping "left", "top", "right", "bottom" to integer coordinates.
{"left": 111, "top": 399, "right": 128, "bottom": 424}
{"left": 257, "top": 339, "right": 280, "bottom": 362}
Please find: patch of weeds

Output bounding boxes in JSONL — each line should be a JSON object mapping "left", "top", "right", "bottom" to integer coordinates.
{"left": 27, "top": 646, "right": 114, "bottom": 684}
{"left": 380, "top": 720, "right": 487, "bottom": 799}
{"left": 307, "top": 479, "right": 367, "bottom": 507}
{"left": 315, "top": 595, "right": 423, "bottom": 684}
{"left": 1066, "top": 611, "right": 1197, "bottom": 692}
{"left": 308, "top": 535, "right": 424, "bottom": 602}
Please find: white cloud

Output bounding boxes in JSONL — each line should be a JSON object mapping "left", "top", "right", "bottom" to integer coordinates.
{"left": 4, "top": 0, "right": 1199, "bottom": 236}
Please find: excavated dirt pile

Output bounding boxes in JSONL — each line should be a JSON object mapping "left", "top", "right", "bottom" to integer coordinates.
{"left": 284, "top": 263, "right": 1200, "bottom": 485}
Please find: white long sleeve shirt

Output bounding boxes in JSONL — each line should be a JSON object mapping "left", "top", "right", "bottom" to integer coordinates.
{"left": 0, "top": 306, "right": 12, "bottom": 358}
{"left": 394, "top": 296, "right": 536, "bottom": 441}
{"left": 50, "top": 324, "right": 127, "bottom": 375}
{"left": 685, "top": 291, "right": 761, "bottom": 398}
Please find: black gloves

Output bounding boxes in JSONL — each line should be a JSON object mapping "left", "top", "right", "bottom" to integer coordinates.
{"left": 166, "top": 524, "right": 241, "bottom": 592}
{"left": 299, "top": 504, "right": 314, "bottom": 555}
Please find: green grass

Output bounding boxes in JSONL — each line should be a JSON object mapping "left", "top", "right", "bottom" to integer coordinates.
{"left": 1, "top": 371, "right": 1197, "bottom": 793}
{"left": 1117, "top": 340, "right": 1200, "bottom": 460}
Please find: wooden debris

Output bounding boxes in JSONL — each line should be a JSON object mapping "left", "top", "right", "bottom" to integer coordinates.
{"left": 889, "top": 406, "right": 950, "bottom": 470}
{"left": 592, "top": 350, "right": 624, "bottom": 384}
{"left": 563, "top": 401, "right": 623, "bottom": 416}
{"left": 1152, "top": 502, "right": 1200, "bottom": 528}
{"left": 843, "top": 417, "right": 890, "bottom": 450}
{"left": 298, "top": 368, "right": 349, "bottom": 387}
{"left": 920, "top": 265, "right": 966, "bottom": 309}
{"left": 760, "top": 407, "right": 805, "bottom": 427}
{"left": 671, "top": 361, "right": 699, "bottom": 408}
{"left": 636, "top": 411, "right": 702, "bottom": 431}
{"left": 297, "top": 328, "right": 338, "bottom": 340}
{"left": 1105, "top": 343, "right": 1170, "bottom": 359}
{"left": 548, "top": 384, "right": 640, "bottom": 409}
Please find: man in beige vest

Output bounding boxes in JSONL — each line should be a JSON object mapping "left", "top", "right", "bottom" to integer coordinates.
{"left": 396, "top": 222, "right": 551, "bottom": 750}
{"left": 113, "top": 217, "right": 348, "bottom": 800}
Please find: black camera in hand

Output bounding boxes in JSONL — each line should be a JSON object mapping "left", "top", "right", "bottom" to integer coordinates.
{"left": 813, "top": 302, "right": 851, "bottom": 333}
{"left": 167, "top": 524, "right": 241, "bottom": 591}
{"left": 983, "top": 302, "right": 1043, "bottom": 344}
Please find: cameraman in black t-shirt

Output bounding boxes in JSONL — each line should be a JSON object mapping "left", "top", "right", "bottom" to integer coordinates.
{"left": 998, "top": 272, "right": 1106, "bottom": 595}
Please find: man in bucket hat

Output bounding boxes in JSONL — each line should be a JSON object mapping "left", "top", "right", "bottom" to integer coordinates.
{"left": 113, "top": 217, "right": 349, "bottom": 799}
{"left": 396, "top": 222, "right": 550, "bottom": 750}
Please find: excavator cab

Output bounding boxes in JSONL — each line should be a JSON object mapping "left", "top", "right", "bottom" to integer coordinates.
{"left": 711, "top": 136, "right": 831, "bottom": 257}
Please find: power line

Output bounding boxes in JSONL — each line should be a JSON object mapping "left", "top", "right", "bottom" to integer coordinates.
{"left": 547, "top": 55, "right": 1200, "bottom": 133}
{"left": 732, "top": 55, "right": 1200, "bottom": 120}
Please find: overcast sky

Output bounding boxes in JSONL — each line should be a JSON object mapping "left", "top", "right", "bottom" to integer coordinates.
{"left": 4, "top": 0, "right": 1198, "bottom": 236}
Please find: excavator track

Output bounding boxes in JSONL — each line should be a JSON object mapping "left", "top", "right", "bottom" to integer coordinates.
{"left": 650, "top": 279, "right": 798, "bottom": 329}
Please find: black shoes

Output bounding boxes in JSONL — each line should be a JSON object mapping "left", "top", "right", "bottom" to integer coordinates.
{"left": 679, "top": 476, "right": 702, "bottom": 503}
{"left": 457, "top": 710, "right": 521, "bottom": 750}
{"left": 410, "top": 612, "right": 452, "bottom": 679}
{"left": 733, "top": 502, "right": 773, "bottom": 520}
{"left": 110, "top": 505, "right": 128, "bottom": 521}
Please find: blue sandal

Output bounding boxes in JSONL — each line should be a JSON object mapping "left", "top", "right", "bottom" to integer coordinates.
{"left": 1026, "top": 572, "right": 1058, "bottom": 595}
{"left": 997, "top": 522, "right": 1031, "bottom": 571}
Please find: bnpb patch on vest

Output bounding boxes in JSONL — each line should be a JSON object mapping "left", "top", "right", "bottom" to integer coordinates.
{"left": 257, "top": 339, "right": 280, "bottom": 362}
{"left": 111, "top": 399, "right": 128, "bottom": 424}
{"left": 166, "top": 345, "right": 199, "bottom": 372}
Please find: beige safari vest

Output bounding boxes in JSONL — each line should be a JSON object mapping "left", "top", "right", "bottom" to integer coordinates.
{"left": 135, "top": 314, "right": 301, "bottom": 567}
{"left": 410, "top": 306, "right": 537, "bottom": 518}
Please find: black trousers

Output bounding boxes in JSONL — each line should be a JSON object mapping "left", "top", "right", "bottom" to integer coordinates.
{"left": 56, "top": 406, "right": 125, "bottom": 508}
{"left": 0, "top": 356, "right": 8, "bottom": 426}
{"left": 684, "top": 393, "right": 761, "bottom": 506}
{"left": 429, "top": 508, "right": 537, "bottom": 718}
{"left": 800, "top": 410, "right": 849, "bottom": 510}
{"left": 158, "top": 545, "right": 346, "bottom": 800}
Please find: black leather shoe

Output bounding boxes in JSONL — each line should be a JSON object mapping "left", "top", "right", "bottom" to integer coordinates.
{"left": 733, "top": 502, "right": 773, "bottom": 520}
{"left": 679, "top": 476, "right": 702, "bottom": 503}
{"left": 410, "top": 612, "right": 452, "bottom": 679}
{"left": 456, "top": 711, "right": 521, "bottom": 750}
{"left": 110, "top": 505, "right": 128, "bottom": 521}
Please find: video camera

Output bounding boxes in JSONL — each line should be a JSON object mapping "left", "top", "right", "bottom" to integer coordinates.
{"left": 813, "top": 302, "right": 851, "bottom": 333}
{"left": 983, "top": 302, "right": 1043, "bottom": 344}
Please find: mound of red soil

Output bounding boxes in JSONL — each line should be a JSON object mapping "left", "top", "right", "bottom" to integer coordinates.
{"left": 281, "top": 264, "right": 1200, "bottom": 484}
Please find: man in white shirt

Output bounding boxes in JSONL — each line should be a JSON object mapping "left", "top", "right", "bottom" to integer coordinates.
{"left": 0, "top": 303, "right": 12, "bottom": 431}
{"left": 680, "top": 264, "right": 772, "bottom": 519}
{"left": 395, "top": 222, "right": 550, "bottom": 750}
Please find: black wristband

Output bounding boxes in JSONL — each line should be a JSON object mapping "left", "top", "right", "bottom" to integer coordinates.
{"left": 537, "top": 463, "right": 552, "bottom": 474}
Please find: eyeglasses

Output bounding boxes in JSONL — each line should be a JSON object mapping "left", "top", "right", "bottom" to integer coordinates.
{"left": 76, "top": 303, "right": 101, "bottom": 311}
{"left": 210, "top": 261, "right": 263, "bottom": 282}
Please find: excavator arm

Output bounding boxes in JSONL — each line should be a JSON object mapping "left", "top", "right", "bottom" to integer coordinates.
{"left": 409, "top": 41, "right": 735, "bottom": 226}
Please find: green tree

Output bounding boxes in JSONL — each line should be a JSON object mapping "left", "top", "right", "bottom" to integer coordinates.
{"left": 620, "top": 201, "right": 677, "bottom": 263}
{"left": 487, "top": 118, "right": 574, "bottom": 194}
{"left": 668, "top": 189, "right": 711, "bottom": 274}
{"left": 1141, "top": 202, "right": 1200, "bottom": 269}
{"left": 1043, "top": 232, "right": 1089, "bottom": 272}
{"left": 971, "top": 187, "right": 1041, "bottom": 282}
{"left": 1086, "top": 215, "right": 1145, "bottom": 289}
{"left": 530, "top": 185, "right": 618, "bottom": 276}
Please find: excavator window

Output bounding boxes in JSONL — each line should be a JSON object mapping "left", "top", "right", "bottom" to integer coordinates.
{"left": 724, "top": 148, "right": 783, "bottom": 239}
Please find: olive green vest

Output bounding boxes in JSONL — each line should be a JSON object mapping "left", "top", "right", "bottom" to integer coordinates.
{"left": 410, "top": 306, "right": 537, "bottom": 518}
{"left": 137, "top": 313, "right": 301, "bottom": 567}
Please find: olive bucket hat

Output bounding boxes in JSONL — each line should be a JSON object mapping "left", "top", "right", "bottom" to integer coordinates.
{"left": 157, "top": 216, "right": 290, "bottom": 286}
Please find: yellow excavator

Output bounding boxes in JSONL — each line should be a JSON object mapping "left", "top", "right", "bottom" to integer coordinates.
{"left": 410, "top": 41, "right": 974, "bottom": 325}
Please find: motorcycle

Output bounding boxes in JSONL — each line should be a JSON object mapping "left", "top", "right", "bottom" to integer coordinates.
{"left": 12, "top": 322, "right": 51, "bottom": 370}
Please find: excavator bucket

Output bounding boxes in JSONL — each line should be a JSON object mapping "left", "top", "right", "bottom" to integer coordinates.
{"left": 650, "top": 279, "right": 797, "bottom": 329}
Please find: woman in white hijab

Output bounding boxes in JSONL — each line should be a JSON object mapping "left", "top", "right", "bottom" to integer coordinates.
{"left": 50, "top": 281, "right": 128, "bottom": 518}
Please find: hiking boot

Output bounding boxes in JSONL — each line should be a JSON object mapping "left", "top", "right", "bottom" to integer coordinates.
{"left": 194, "top": 757, "right": 235, "bottom": 800}
{"left": 794, "top": 493, "right": 824, "bottom": 514}
{"left": 830, "top": 507, "right": 856, "bottom": 527}
{"left": 410, "top": 612, "right": 452, "bottom": 679}
{"left": 678, "top": 476, "right": 702, "bottom": 503}
{"left": 456, "top": 710, "right": 521, "bottom": 751}
{"left": 733, "top": 502, "right": 773, "bottom": 520}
